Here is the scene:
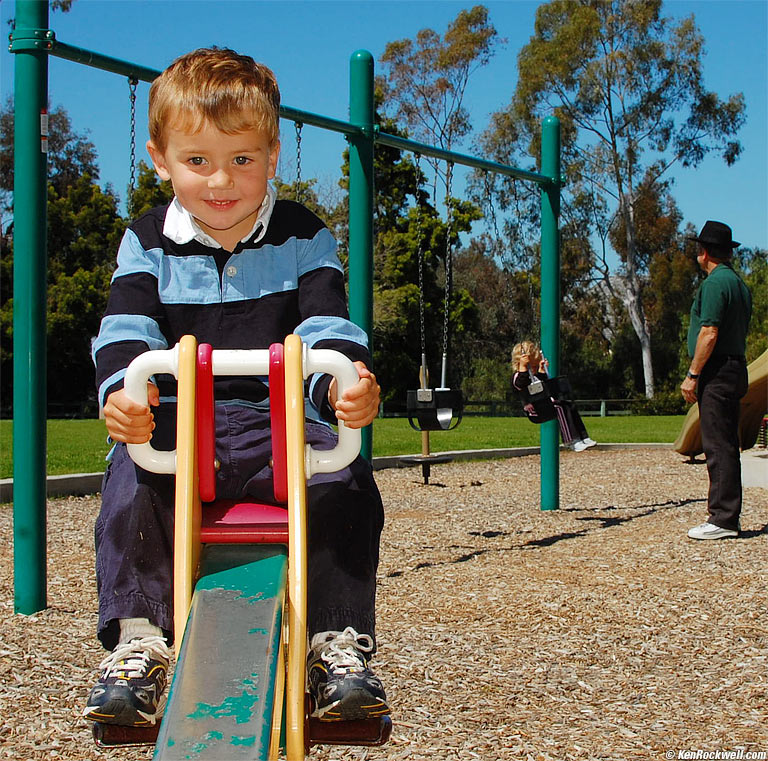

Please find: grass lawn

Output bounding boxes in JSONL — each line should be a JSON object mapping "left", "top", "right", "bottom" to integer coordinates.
{"left": 0, "top": 415, "right": 685, "bottom": 479}
{"left": 370, "top": 414, "right": 685, "bottom": 457}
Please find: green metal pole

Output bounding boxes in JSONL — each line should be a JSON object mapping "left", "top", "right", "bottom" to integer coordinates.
{"left": 348, "top": 50, "right": 375, "bottom": 460}
{"left": 12, "top": 0, "right": 49, "bottom": 612}
{"left": 539, "top": 116, "right": 561, "bottom": 511}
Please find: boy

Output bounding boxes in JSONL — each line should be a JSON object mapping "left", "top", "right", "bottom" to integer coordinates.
{"left": 84, "top": 47, "right": 388, "bottom": 727}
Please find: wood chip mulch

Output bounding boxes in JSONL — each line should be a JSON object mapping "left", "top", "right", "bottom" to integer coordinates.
{"left": 1, "top": 448, "right": 767, "bottom": 760}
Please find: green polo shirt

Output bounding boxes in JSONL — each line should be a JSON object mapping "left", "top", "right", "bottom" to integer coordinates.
{"left": 687, "top": 263, "right": 752, "bottom": 357}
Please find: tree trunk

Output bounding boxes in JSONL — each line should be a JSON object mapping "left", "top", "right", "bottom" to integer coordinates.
{"left": 621, "top": 192, "right": 655, "bottom": 398}
{"left": 623, "top": 273, "right": 655, "bottom": 398}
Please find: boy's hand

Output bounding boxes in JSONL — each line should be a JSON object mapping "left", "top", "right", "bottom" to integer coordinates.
{"left": 103, "top": 383, "right": 160, "bottom": 443}
{"left": 539, "top": 357, "right": 549, "bottom": 374}
{"left": 328, "top": 362, "right": 380, "bottom": 429}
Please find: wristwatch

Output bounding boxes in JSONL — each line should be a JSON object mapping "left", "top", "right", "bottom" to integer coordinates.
{"left": 686, "top": 371, "right": 699, "bottom": 380}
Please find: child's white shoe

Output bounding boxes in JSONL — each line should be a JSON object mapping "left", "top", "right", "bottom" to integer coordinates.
{"left": 572, "top": 440, "right": 588, "bottom": 452}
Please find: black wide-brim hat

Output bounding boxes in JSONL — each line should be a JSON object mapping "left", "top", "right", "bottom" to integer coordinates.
{"left": 687, "top": 220, "right": 740, "bottom": 249}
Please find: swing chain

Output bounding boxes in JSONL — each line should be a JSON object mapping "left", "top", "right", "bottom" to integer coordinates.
{"left": 510, "top": 178, "right": 539, "bottom": 341}
{"left": 414, "top": 154, "right": 427, "bottom": 372}
{"left": 442, "top": 163, "right": 454, "bottom": 367}
{"left": 294, "top": 121, "right": 303, "bottom": 204}
{"left": 484, "top": 171, "right": 502, "bottom": 249}
{"left": 128, "top": 77, "right": 138, "bottom": 212}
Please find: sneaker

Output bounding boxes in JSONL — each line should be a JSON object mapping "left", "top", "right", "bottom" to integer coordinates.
{"left": 572, "top": 440, "right": 588, "bottom": 452}
{"left": 83, "top": 636, "right": 171, "bottom": 726}
{"left": 307, "top": 627, "right": 390, "bottom": 721}
{"left": 582, "top": 438, "right": 597, "bottom": 448}
{"left": 687, "top": 522, "right": 739, "bottom": 540}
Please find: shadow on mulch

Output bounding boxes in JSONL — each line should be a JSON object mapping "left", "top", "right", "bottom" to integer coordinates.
{"left": 386, "top": 497, "right": 718, "bottom": 577}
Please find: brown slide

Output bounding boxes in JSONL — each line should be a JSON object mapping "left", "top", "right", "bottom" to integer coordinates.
{"left": 673, "top": 348, "right": 768, "bottom": 457}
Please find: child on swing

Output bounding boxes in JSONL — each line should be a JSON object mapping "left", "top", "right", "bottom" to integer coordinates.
{"left": 511, "top": 341, "right": 596, "bottom": 451}
{"left": 84, "top": 47, "right": 388, "bottom": 729}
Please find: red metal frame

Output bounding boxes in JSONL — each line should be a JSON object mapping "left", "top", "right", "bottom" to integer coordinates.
{"left": 269, "top": 343, "right": 288, "bottom": 503}
{"left": 196, "top": 343, "right": 216, "bottom": 502}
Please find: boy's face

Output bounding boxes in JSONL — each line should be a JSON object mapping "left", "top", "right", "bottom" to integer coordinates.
{"left": 147, "top": 120, "right": 280, "bottom": 251}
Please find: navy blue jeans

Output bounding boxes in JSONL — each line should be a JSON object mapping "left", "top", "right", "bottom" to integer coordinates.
{"left": 697, "top": 356, "right": 748, "bottom": 531}
{"left": 95, "top": 404, "right": 384, "bottom": 651}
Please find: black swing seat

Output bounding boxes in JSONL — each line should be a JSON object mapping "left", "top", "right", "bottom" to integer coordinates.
{"left": 519, "top": 375, "right": 572, "bottom": 424}
{"left": 545, "top": 375, "right": 572, "bottom": 400}
{"left": 407, "top": 387, "right": 463, "bottom": 431}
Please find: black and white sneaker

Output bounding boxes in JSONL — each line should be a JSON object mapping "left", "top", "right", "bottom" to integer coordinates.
{"left": 307, "top": 627, "right": 390, "bottom": 721}
{"left": 83, "top": 636, "right": 171, "bottom": 726}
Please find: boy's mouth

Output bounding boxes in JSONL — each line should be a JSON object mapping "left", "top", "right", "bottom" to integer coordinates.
{"left": 204, "top": 199, "right": 237, "bottom": 210}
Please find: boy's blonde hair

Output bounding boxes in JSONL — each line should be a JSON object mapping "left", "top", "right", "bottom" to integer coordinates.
{"left": 148, "top": 47, "right": 281, "bottom": 152}
{"left": 511, "top": 341, "right": 542, "bottom": 372}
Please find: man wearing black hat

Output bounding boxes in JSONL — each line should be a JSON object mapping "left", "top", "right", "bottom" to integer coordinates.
{"left": 681, "top": 221, "right": 752, "bottom": 540}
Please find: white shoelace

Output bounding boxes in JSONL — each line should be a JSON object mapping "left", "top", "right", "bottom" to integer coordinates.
{"left": 312, "top": 627, "right": 374, "bottom": 674}
{"left": 98, "top": 636, "right": 171, "bottom": 679}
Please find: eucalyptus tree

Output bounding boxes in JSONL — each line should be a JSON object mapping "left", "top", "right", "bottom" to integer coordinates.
{"left": 482, "top": 0, "right": 745, "bottom": 397}
{"left": 378, "top": 4, "right": 501, "bottom": 186}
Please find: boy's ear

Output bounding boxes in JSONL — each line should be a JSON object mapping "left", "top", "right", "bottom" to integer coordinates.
{"left": 267, "top": 140, "right": 280, "bottom": 180}
{"left": 146, "top": 140, "right": 172, "bottom": 182}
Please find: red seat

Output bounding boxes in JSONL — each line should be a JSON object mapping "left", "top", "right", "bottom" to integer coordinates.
{"left": 200, "top": 500, "right": 288, "bottom": 544}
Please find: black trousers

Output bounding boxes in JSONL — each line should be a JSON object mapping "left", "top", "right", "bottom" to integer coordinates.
{"left": 95, "top": 404, "right": 384, "bottom": 651}
{"left": 697, "top": 356, "right": 748, "bottom": 531}
{"left": 553, "top": 400, "right": 589, "bottom": 445}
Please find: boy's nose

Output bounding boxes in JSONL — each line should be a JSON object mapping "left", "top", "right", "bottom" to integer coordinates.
{"left": 208, "top": 168, "right": 234, "bottom": 189}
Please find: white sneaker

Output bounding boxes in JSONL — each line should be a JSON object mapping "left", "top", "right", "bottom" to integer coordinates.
{"left": 687, "top": 522, "right": 739, "bottom": 540}
{"left": 583, "top": 438, "right": 597, "bottom": 448}
{"left": 572, "top": 440, "right": 588, "bottom": 452}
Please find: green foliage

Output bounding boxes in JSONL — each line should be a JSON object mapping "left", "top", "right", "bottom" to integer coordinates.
{"left": 47, "top": 175, "right": 126, "bottom": 278}
{"left": 47, "top": 266, "right": 113, "bottom": 403}
{"left": 735, "top": 247, "right": 768, "bottom": 363}
{"left": 344, "top": 38, "right": 490, "bottom": 404}
{"left": 128, "top": 160, "right": 174, "bottom": 218}
{"left": 1, "top": 100, "right": 126, "bottom": 412}
{"left": 0, "top": 101, "right": 100, "bottom": 206}
{"left": 453, "top": 239, "right": 519, "bottom": 360}
{"left": 461, "top": 357, "right": 511, "bottom": 401}
{"left": 481, "top": 0, "right": 747, "bottom": 398}
{"left": 632, "top": 390, "right": 688, "bottom": 416}
{"left": 511, "top": 0, "right": 745, "bottom": 172}
{"left": 629, "top": 177, "right": 698, "bottom": 390}
{"left": 379, "top": 5, "right": 501, "bottom": 153}
{"left": 372, "top": 189, "right": 481, "bottom": 402}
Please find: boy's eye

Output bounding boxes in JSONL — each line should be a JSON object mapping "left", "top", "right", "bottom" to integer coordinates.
{"left": 188, "top": 156, "right": 205, "bottom": 166}
{"left": 234, "top": 156, "right": 251, "bottom": 166}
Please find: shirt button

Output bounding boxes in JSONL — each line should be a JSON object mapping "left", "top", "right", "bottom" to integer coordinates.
{"left": 226, "top": 266, "right": 237, "bottom": 277}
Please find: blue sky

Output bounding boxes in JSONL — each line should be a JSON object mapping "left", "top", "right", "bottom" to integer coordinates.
{"left": 3, "top": 0, "right": 767, "bottom": 253}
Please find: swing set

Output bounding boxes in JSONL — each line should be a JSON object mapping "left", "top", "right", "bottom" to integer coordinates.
{"left": 11, "top": 1, "right": 563, "bottom": 756}
{"left": 401, "top": 155, "right": 463, "bottom": 483}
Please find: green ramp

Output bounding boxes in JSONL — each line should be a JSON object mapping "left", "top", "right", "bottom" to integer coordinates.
{"left": 154, "top": 544, "right": 287, "bottom": 760}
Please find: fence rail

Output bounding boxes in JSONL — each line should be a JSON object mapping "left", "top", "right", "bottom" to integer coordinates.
{"left": 380, "top": 398, "right": 645, "bottom": 419}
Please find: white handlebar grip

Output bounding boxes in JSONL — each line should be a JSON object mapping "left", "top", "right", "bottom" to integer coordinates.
{"left": 122, "top": 343, "right": 362, "bottom": 477}
{"left": 124, "top": 346, "right": 179, "bottom": 474}
{"left": 304, "top": 347, "right": 363, "bottom": 476}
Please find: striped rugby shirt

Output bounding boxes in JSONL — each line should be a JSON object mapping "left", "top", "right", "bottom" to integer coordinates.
{"left": 92, "top": 190, "right": 370, "bottom": 424}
